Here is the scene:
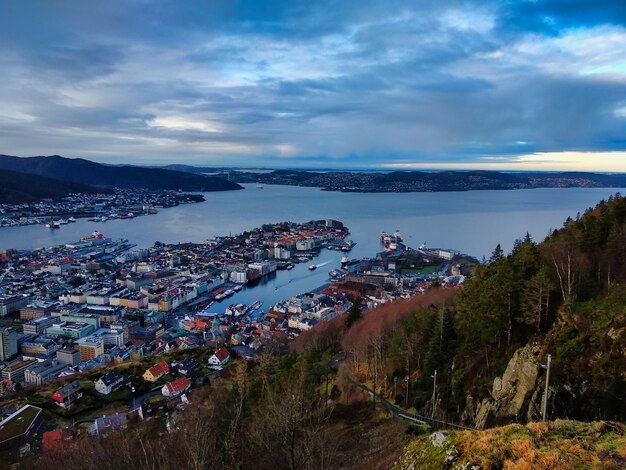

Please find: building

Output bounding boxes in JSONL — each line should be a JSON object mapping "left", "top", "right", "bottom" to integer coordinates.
{"left": 0, "top": 328, "right": 18, "bottom": 361}
{"left": 51, "top": 381, "right": 83, "bottom": 407}
{"left": 94, "top": 370, "right": 124, "bottom": 395}
{"left": 46, "top": 321, "right": 95, "bottom": 339}
{"left": 143, "top": 361, "right": 169, "bottom": 382}
{"left": 20, "top": 337, "right": 60, "bottom": 359}
{"left": 0, "top": 405, "right": 43, "bottom": 456}
{"left": 56, "top": 348, "right": 80, "bottom": 367}
{"left": 19, "top": 301, "right": 60, "bottom": 320}
{"left": 0, "top": 294, "right": 30, "bottom": 317}
{"left": 76, "top": 337, "right": 104, "bottom": 362}
{"left": 24, "top": 360, "right": 68, "bottom": 387}
{"left": 172, "top": 357, "right": 198, "bottom": 377}
{"left": 1, "top": 359, "right": 38, "bottom": 386}
{"left": 22, "top": 316, "right": 56, "bottom": 335}
{"left": 208, "top": 348, "right": 230, "bottom": 367}
{"left": 161, "top": 376, "right": 191, "bottom": 397}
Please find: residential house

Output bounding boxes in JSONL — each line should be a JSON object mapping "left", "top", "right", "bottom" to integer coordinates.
{"left": 52, "top": 381, "right": 83, "bottom": 407}
{"left": 142, "top": 361, "right": 169, "bottom": 382}
{"left": 172, "top": 358, "right": 198, "bottom": 377}
{"left": 161, "top": 376, "right": 191, "bottom": 397}
{"left": 94, "top": 370, "right": 124, "bottom": 395}
{"left": 208, "top": 348, "right": 230, "bottom": 367}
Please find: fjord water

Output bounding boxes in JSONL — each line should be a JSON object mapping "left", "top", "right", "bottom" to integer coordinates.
{"left": 1, "top": 184, "right": 624, "bottom": 307}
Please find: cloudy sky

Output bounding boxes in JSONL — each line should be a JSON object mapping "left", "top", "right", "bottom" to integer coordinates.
{"left": 1, "top": 0, "right": 626, "bottom": 170}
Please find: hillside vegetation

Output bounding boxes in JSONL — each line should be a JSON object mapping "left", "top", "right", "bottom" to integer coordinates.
{"left": 295, "top": 193, "right": 626, "bottom": 425}
{"left": 0, "top": 168, "right": 110, "bottom": 203}
{"left": 394, "top": 420, "right": 626, "bottom": 469}
{"left": 0, "top": 155, "right": 243, "bottom": 192}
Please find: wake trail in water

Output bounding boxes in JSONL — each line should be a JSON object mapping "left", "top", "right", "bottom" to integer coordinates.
{"left": 274, "top": 259, "right": 336, "bottom": 290}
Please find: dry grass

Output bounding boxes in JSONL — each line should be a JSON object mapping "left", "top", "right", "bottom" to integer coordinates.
{"left": 396, "top": 420, "right": 626, "bottom": 470}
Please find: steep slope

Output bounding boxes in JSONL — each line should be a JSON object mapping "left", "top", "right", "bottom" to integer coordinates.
{"left": 0, "top": 168, "right": 110, "bottom": 203}
{"left": 0, "top": 155, "right": 243, "bottom": 192}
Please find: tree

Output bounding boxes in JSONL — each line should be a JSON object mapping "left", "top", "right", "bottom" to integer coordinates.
{"left": 344, "top": 303, "right": 362, "bottom": 329}
{"left": 489, "top": 243, "right": 504, "bottom": 264}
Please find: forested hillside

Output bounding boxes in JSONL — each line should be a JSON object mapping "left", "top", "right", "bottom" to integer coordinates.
{"left": 295, "top": 193, "right": 626, "bottom": 425}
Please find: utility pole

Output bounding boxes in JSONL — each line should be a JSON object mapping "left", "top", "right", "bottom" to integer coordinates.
{"left": 431, "top": 370, "right": 437, "bottom": 418}
{"left": 394, "top": 376, "right": 397, "bottom": 399}
{"left": 405, "top": 376, "right": 409, "bottom": 408}
{"left": 372, "top": 369, "right": 377, "bottom": 410}
{"left": 542, "top": 354, "right": 552, "bottom": 422}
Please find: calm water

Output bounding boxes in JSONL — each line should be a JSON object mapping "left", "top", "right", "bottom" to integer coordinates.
{"left": 1, "top": 184, "right": 623, "bottom": 307}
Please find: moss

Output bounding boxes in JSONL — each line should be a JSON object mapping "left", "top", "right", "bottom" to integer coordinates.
{"left": 398, "top": 421, "right": 626, "bottom": 470}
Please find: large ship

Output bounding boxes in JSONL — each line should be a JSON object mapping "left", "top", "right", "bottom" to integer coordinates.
{"left": 45, "top": 219, "right": 60, "bottom": 229}
{"left": 80, "top": 230, "right": 104, "bottom": 242}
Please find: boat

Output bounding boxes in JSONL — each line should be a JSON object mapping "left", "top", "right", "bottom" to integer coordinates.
{"left": 80, "top": 231, "right": 104, "bottom": 242}
{"left": 250, "top": 300, "right": 263, "bottom": 311}
{"left": 286, "top": 263, "right": 294, "bottom": 270}
{"left": 308, "top": 265, "right": 317, "bottom": 271}
{"left": 45, "top": 220, "right": 60, "bottom": 229}
{"left": 224, "top": 289, "right": 235, "bottom": 297}
{"left": 394, "top": 230, "right": 403, "bottom": 242}
{"left": 233, "top": 285, "right": 243, "bottom": 292}
{"left": 58, "top": 219, "right": 69, "bottom": 225}
{"left": 256, "top": 183, "right": 264, "bottom": 189}
{"left": 68, "top": 217, "right": 76, "bottom": 223}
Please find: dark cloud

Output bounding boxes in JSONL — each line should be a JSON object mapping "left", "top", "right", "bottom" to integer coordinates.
{"left": 0, "top": 0, "right": 625, "bottom": 167}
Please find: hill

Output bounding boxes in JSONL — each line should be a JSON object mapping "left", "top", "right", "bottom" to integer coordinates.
{"left": 395, "top": 420, "right": 626, "bottom": 469}
{"left": 0, "top": 155, "right": 243, "bottom": 192}
{"left": 225, "top": 168, "right": 626, "bottom": 192}
{"left": 0, "top": 168, "right": 110, "bottom": 203}
{"left": 293, "top": 193, "right": 626, "bottom": 427}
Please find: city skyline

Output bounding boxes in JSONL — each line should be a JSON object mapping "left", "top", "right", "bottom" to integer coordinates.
{"left": 1, "top": 1, "right": 626, "bottom": 171}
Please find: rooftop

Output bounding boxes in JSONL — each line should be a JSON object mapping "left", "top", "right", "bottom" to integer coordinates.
{"left": 0, "top": 405, "right": 42, "bottom": 444}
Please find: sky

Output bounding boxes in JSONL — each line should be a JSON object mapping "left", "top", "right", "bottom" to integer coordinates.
{"left": 1, "top": 0, "right": 626, "bottom": 171}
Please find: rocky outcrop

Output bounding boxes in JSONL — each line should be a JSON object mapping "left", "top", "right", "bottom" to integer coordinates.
{"left": 472, "top": 344, "right": 545, "bottom": 429}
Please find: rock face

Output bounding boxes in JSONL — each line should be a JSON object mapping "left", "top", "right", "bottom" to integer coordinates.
{"left": 472, "top": 344, "right": 544, "bottom": 429}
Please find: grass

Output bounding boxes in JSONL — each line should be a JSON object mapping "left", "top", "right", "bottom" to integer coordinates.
{"left": 0, "top": 405, "right": 41, "bottom": 443}
{"left": 394, "top": 420, "right": 626, "bottom": 470}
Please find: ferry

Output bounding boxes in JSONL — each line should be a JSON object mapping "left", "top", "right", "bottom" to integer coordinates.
{"left": 45, "top": 220, "right": 60, "bottom": 229}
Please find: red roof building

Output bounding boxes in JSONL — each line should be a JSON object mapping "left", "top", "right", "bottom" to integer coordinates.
{"left": 161, "top": 376, "right": 191, "bottom": 397}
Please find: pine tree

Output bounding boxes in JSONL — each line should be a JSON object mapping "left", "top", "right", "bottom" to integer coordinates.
{"left": 345, "top": 303, "right": 362, "bottom": 329}
{"left": 489, "top": 243, "right": 504, "bottom": 264}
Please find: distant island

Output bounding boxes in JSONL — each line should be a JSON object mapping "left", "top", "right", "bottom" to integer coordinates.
{"left": 166, "top": 165, "right": 626, "bottom": 192}
{"left": 230, "top": 169, "right": 626, "bottom": 192}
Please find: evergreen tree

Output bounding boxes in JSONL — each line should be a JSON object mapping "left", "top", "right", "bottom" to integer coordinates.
{"left": 489, "top": 243, "right": 504, "bottom": 264}
{"left": 345, "top": 303, "right": 362, "bottom": 329}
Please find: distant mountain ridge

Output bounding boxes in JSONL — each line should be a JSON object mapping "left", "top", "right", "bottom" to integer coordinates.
{"left": 167, "top": 167, "right": 626, "bottom": 192}
{"left": 0, "top": 155, "right": 243, "bottom": 192}
{"left": 0, "top": 168, "right": 110, "bottom": 203}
